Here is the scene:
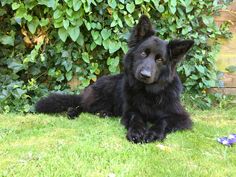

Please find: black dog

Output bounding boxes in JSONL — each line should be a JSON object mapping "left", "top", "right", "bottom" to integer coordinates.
{"left": 36, "top": 15, "right": 194, "bottom": 143}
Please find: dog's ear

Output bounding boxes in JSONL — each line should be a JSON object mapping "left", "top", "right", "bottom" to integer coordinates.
{"left": 168, "top": 39, "right": 194, "bottom": 62}
{"left": 128, "top": 15, "right": 155, "bottom": 48}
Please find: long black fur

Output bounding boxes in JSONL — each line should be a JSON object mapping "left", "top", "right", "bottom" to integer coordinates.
{"left": 35, "top": 15, "right": 194, "bottom": 143}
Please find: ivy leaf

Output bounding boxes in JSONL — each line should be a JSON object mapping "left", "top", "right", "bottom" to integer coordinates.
{"left": 108, "top": 0, "right": 117, "bottom": 9}
{"left": 15, "top": 4, "right": 27, "bottom": 18}
{"left": 1, "top": 0, "right": 13, "bottom": 6}
{"left": 110, "top": 20, "right": 117, "bottom": 27}
{"left": 184, "top": 0, "right": 191, "bottom": 7}
{"left": 7, "top": 60, "right": 24, "bottom": 73}
{"left": 84, "top": 20, "right": 91, "bottom": 30}
{"left": 63, "top": 19, "right": 70, "bottom": 30}
{"left": 25, "top": 15, "right": 33, "bottom": 22}
{"left": 73, "top": 0, "right": 82, "bottom": 11}
{"left": 0, "top": 8, "right": 7, "bottom": 16}
{"left": 76, "top": 33, "right": 84, "bottom": 46}
{"left": 62, "top": 60, "right": 73, "bottom": 72}
{"left": 90, "top": 42, "right": 97, "bottom": 50}
{"left": 107, "top": 56, "right": 119, "bottom": 66}
{"left": 11, "top": 88, "right": 26, "bottom": 98}
{"left": 27, "top": 17, "right": 39, "bottom": 34}
{"left": 190, "top": 75, "right": 199, "bottom": 80}
{"left": 169, "top": 0, "right": 177, "bottom": 14}
{"left": 196, "top": 65, "right": 205, "bottom": 74}
{"left": 126, "top": 2, "right": 135, "bottom": 13}
{"left": 101, "top": 29, "right": 111, "bottom": 40}
{"left": 102, "top": 39, "right": 110, "bottom": 50}
{"left": 151, "top": 0, "right": 159, "bottom": 9}
{"left": 53, "top": 9, "right": 63, "bottom": 19}
{"left": 62, "top": 50, "right": 69, "bottom": 58}
{"left": 204, "top": 80, "right": 215, "bottom": 87}
{"left": 157, "top": 5, "right": 165, "bottom": 13}
{"left": 58, "top": 27, "right": 68, "bottom": 42}
{"left": 68, "top": 26, "right": 80, "bottom": 41}
{"left": 76, "top": 33, "right": 84, "bottom": 47}
{"left": 109, "top": 41, "right": 121, "bottom": 53}
{"left": 38, "top": 0, "right": 57, "bottom": 10}
{"left": 66, "top": 71, "right": 73, "bottom": 81}
{"left": 94, "top": 35, "right": 102, "bottom": 45}
{"left": 91, "top": 30, "right": 99, "bottom": 40}
{"left": 12, "top": 2, "right": 20, "bottom": 10}
{"left": 82, "top": 52, "right": 90, "bottom": 63}
{"left": 181, "top": 26, "right": 192, "bottom": 35}
{"left": 183, "top": 65, "right": 190, "bottom": 76}
{"left": 226, "top": 65, "right": 236, "bottom": 73}
{"left": 48, "top": 68, "right": 55, "bottom": 77}
{"left": 121, "top": 42, "right": 128, "bottom": 53}
{"left": 107, "top": 56, "right": 120, "bottom": 73}
{"left": 169, "top": 6, "right": 176, "bottom": 14}
{"left": 170, "top": 0, "right": 177, "bottom": 6}
{"left": 0, "top": 35, "right": 14, "bottom": 46}
{"left": 16, "top": 88, "right": 27, "bottom": 98}
{"left": 66, "top": 9, "right": 73, "bottom": 16}
{"left": 186, "top": 5, "right": 193, "bottom": 13}
{"left": 40, "top": 18, "right": 49, "bottom": 27}
{"left": 54, "top": 18, "right": 63, "bottom": 28}
{"left": 124, "top": 15, "right": 134, "bottom": 27}
{"left": 96, "top": 22, "right": 102, "bottom": 30}
{"left": 135, "top": 0, "right": 143, "bottom": 5}
{"left": 202, "top": 15, "right": 214, "bottom": 26}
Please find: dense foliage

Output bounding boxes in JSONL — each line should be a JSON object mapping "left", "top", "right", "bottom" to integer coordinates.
{"left": 0, "top": 0, "right": 232, "bottom": 113}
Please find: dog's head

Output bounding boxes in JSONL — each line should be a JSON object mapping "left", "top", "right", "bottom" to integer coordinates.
{"left": 124, "top": 15, "right": 194, "bottom": 86}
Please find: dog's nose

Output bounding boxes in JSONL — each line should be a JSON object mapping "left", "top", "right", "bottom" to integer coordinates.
{"left": 140, "top": 70, "right": 151, "bottom": 79}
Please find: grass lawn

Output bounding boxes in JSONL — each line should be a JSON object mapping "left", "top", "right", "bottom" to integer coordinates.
{"left": 0, "top": 108, "right": 236, "bottom": 177}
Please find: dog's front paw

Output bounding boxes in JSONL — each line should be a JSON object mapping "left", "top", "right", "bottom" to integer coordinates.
{"left": 126, "top": 127, "right": 146, "bottom": 144}
{"left": 144, "top": 130, "right": 166, "bottom": 143}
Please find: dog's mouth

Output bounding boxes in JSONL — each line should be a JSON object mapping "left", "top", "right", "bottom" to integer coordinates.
{"left": 135, "top": 74, "right": 155, "bottom": 84}
{"left": 136, "top": 73, "right": 171, "bottom": 86}
{"left": 138, "top": 78, "right": 154, "bottom": 84}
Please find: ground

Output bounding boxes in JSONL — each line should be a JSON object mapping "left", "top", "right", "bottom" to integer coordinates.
{"left": 0, "top": 108, "right": 236, "bottom": 177}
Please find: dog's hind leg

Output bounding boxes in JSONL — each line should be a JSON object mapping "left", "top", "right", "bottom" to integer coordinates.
{"left": 67, "top": 106, "right": 83, "bottom": 119}
{"left": 165, "top": 112, "right": 193, "bottom": 133}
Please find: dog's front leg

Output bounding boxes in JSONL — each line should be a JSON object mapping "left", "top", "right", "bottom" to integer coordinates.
{"left": 144, "top": 119, "right": 167, "bottom": 143}
{"left": 121, "top": 111, "right": 146, "bottom": 143}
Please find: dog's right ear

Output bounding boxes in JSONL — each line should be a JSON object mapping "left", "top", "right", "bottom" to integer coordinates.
{"left": 128, "top": 15, "right": 155, "bottom": 48}
{"left": 168, "top": 39, "right": 194, "bottom": 62}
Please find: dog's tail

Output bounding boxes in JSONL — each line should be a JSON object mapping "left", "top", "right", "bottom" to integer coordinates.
{"left": 35, "top": 94, "right": 82, "bottom": 114}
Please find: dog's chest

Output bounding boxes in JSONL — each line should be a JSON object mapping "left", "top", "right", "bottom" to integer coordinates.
{"left": 131, "top": 93, "right": 164, "bottom": 118}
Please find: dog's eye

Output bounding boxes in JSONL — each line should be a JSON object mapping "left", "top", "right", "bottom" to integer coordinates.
{"left": 155, "top": 54, "right": 163, "bottom": 62}
{"left": 156, "top": 58, "right": 163, "bottom": 62}
{"left": 141, "top": 51, "right": 147, "bottom": 58}
{"left": 141, "top": 49, "right": 150, "bottom": 58}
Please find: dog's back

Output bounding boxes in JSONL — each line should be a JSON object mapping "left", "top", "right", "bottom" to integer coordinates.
{"left": 35, "top": 74, "right": 124, "bottom": 117}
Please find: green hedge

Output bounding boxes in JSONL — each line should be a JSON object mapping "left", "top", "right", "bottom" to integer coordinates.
{"left": 0, "top": 0, "right": 232, "bottom": 113}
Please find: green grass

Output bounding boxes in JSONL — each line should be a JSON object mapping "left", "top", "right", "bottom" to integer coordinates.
{"left": 0, "top": 108, "right": 236, "bottom": 177}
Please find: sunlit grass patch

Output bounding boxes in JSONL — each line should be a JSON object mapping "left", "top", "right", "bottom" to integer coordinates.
{"left": 0, "top": 108, "right": 236, "bottom": 176}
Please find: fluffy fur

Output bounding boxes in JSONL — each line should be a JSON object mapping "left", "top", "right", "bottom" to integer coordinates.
{"left": 36, "top": 15, "right": 194, "bottom": 143}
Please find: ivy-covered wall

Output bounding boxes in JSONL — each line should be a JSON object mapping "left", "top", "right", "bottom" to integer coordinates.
{"left": 0, "top": 0, "right": 232, "bottom": 113}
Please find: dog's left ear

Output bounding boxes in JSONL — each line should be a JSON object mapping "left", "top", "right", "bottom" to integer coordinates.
{"left": 168, "top": 40, "right": 194, "bottom": 62}
{"left": 128, "top": 15, "right": 155, "bottom": 48}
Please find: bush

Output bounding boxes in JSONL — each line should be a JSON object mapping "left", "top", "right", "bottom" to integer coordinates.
{"left": 0, "top": 0, "right": 232, "bottom": 113}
